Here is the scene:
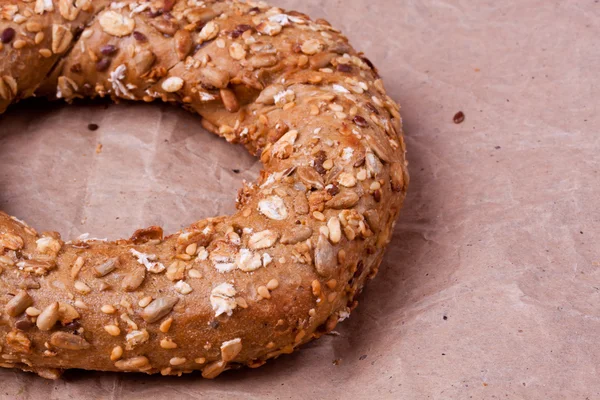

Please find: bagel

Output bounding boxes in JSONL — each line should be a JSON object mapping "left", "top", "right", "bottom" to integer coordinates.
{"left": 0, "top": 0, "right": 408, "bottom": 379}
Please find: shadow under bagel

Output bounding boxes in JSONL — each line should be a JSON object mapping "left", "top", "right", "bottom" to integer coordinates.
{"left": 0, "top": 99, "right": 261, "bottom": 239}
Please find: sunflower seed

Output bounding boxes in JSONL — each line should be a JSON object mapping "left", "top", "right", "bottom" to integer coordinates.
{"left": 141, "top": 297, "right": 178, "bottom": 323}
{"left": 5, "top": 291, "right": 33, "bottom": 317}
{"left": 36, "top": 302, "right": 60, "bottom": 331}
{"left": 50, "top": 331, "right": 90, "bottom": 350}
{"left": 115, "top": 356, "right": 150, "bottom": 370}
{"left": 93, "top": 257, "right": 119, "bottom": 277}
{"left": 280, "top": 225, "right": 313, "bottom": 245}
{"left": 121, "top": 267, "right": 146, "bottom": 291}
{"left": 314, "top": 234, "right": 337, "bottom": 277}
{"left": 326, "top": 191, "right": 360, "bottom": 209}
{"left": 220, "top": 338, "right": 242, "bottom": 362}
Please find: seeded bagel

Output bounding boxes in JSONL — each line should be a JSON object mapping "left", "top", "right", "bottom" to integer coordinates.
{"left": 0, "top": 0, "right": 408, "bottom": 379}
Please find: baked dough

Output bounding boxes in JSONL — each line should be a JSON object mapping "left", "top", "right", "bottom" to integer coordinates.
{"left": 0, "top": 0, "right": 408, "bottom": 379}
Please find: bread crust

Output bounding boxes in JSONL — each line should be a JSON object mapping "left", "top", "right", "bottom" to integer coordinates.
{"left": 0, "top": 0, "right": 408, "bottom": 379}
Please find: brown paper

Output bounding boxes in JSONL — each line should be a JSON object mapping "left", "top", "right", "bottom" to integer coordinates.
{"left": 1, "top": 0, "right": 598, "bottom": 398}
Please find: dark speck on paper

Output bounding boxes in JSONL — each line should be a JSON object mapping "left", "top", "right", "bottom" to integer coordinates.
{"left": 453, "top": 111, "right": 465, "bottom": 124}
{"left": 87, "top": 123, "right": 99, "bottom": 131}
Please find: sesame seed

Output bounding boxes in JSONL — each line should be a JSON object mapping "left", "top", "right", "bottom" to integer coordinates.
{"left": 170, "top": 357, "right": 186, "bottom": 366}
{"left": 329, "top": 103, "right": 343, "bottom": 112}
{"left": 25, "top": 307, "right": 40, "bottom": 317}
{"left": 311, "top": 280, "right": 321, "bottom": 296}
{"left": 312, "top": 211, "right": 326, "bottom": 221}
{"left": 74, "top": 281, "right": 91, "bottom": 294}
{"left": 71, "top": 257, "right": 84, "bottom": 279}
{"left": 110, "top": 346, "right": 123, "bottom": 361}
{"left": 12, "top": 39, "right": 26, "bottom": 49}
{"left": 39, "top": 48, "right": 52, "bottom": 58}
{"left": 104, "top": 325, "right": 121, "bottom": 336}
{"left": 327, "top": 217, "right": 342, "bottom": 244}
{"left": 101, "top": 305, "right": 115, "bottom": 314}
{"left": 74, "top": 300, "right": 88, "bottom": 309}
{"left": 160, "top": 317, "right": 173, "bottom": 333}
{"left": 298, "top": 55, "right": 309, "bottom": 66}
{"left": 138, "top": 296, "right": 152, "bottom": 308}
{"left": 266, "top": 279, "right": 279, "bottom": 290}
{"left": 160, "top": 338, "right": 178, "bottom": 349}
{"left": 282, "top": 101, "right": 296, "bottom": 110}
{"left": 185, "top": 243, "right": 197, "bottom": 256}
{"left": 257, "top": 285, "right": 271, "bottom": 299}
{"left": 188, "top": 269, "right": 202, "bottom": 278}
{"left": 236, "top": 297, "right": 248, "bottom": 309}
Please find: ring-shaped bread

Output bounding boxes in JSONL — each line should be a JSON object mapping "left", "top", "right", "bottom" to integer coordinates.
{"left": 0, "top": 0, "right": 408, "bottom": 379}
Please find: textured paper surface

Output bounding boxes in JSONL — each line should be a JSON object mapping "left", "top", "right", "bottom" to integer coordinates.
{"left": 1, "top": 1, "right": 599, "bottom": 398}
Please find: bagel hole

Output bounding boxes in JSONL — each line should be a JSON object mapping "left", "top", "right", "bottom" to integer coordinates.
{"left": 0, "top": 99, "right": 261, "bottom": 240}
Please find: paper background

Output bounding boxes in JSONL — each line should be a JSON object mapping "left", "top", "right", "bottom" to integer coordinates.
{"left": 1, "top": 0, "right": 599, "bottom": 398}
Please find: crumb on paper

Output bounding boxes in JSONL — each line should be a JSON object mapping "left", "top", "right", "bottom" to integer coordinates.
{"left": 96, "top": 143, "right": 103, "bottom": 154}
{"left": 453, "top": 111, "right": 465, "bottom": 124}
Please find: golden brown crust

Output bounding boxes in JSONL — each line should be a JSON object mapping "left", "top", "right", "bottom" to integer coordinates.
{"left": 0, "top": 0, "right": 408, "bottom": 379}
